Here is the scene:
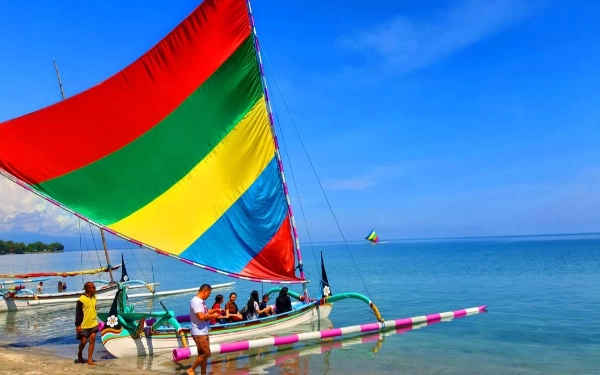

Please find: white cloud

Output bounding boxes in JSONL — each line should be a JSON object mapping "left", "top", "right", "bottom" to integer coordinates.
{"left": 340, "top": 0, "right": 531, "bottom": 74}
{"left": 0, "top": 177, "right": 79, "bottom": 235}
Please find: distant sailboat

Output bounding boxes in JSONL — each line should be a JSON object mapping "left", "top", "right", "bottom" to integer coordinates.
{"left": 365, "top": 230, "right": 379, "bottom": 244}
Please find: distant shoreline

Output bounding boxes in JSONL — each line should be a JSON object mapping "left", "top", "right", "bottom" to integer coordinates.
{"left": 0, "top": 250, "right": 64, "bottom": 256}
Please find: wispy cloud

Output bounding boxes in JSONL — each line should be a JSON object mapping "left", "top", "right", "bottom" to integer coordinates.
{"left": 323, "top": 165, "right": 408, "bottom": 190}
{"left": 340, "top": 0, "right": 531, "bottom": 74}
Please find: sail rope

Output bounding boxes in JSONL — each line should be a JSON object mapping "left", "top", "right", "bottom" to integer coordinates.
{"left": 79, "top": 220, "right": 84, "bottom": 285}
{"left": 270, "top": 89, "right": 321, "bottom": 278}
{"left": 80, "top": 222, "right": 97, "bottom": 269}
{"left": 259, "top": 40, "right": 373, "bottom": 299}
{"left": 87, "top": 222, "right": 103, "bottom": 268}
{"left": 22, "top": 200, "right": 50, "bottom": 274}
{"left": 125, "top": 237, "right": 150, "bottom": 286}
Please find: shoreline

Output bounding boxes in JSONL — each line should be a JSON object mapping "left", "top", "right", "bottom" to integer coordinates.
{"left": 0, "top": 252, "right": 65, "bottom": 256}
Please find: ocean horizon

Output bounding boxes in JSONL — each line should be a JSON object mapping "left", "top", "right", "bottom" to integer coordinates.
{"left": 3, "top": 230, "right": 600, "bottom": 252}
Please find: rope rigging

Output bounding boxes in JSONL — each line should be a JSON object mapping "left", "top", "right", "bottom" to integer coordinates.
{"left": 258, "top": 39, "right": 373, "bottom": 300}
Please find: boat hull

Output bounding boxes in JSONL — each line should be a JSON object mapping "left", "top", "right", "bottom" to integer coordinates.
{"left": 0, "top": 284, "right": 118, "bottom": 312}
{"left": 101, "top": 303, "right": 332, "bottom": 358}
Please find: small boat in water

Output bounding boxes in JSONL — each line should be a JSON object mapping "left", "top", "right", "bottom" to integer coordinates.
{"left": 365, "top": 229, "right": 380, "bottom": 244}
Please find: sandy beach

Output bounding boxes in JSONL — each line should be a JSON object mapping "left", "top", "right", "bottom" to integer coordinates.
{"left": 0, "top": 343, "right": 185, "bottom": 375}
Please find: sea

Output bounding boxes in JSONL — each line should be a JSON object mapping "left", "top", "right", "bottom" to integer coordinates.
{"left": 0, "top": 233, "right": 599, "bottom": 374}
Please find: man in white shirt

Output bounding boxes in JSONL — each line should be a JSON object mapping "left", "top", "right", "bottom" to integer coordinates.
{"left": 187, "top": 284, "right": 222, "bottom": 375}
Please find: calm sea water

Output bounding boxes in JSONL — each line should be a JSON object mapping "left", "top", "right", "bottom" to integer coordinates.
{"left": 0, "top": 234, "right": 599, "bottom": 374}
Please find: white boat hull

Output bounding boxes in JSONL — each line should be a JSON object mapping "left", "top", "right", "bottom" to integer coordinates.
{"left": 0, "top": 284, "right": 118, "bottom": 312}
{"left": 0, "top": 281, "right": 237, "bottom": 313}
{"left": 0, "top": 282, "right": 235, "bottom": 312}
{"left": 102, "top": 303, "right": 332, "bottom": 358}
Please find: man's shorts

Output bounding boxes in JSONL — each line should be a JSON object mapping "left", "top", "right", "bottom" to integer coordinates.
{"left": 192, "top": 335, "right": 211, "bottom": 357}
{"left": 76, "top": 325, "right": 99, "bottom": 341}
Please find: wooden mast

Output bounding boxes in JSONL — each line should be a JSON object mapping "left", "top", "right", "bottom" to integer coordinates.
{"left": 53, "top": 60, "right": 115, "bottom": 283}
{"left": 99, "top": 227, "right": 115, "bottom": 283}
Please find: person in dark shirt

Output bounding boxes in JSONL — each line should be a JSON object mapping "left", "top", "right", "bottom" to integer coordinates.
{"left": 275, "top": 287, "right": 292, "bottom": 314}
{"left": 258, "top": 293, "right": 275, "bottom": 318}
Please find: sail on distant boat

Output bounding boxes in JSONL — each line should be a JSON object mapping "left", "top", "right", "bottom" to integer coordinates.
{"left": 365, "top": 230, "right": 379, "bottom": 244}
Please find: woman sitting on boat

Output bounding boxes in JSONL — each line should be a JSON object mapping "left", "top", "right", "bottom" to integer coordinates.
{"left": 259, "top": 293, "right": 275, "bottom": 318}
{"left": 209, "top": 294, "right": 229, "bottom": 325}
{"left": 275, "top": 287, "right": 293, "bottom": 314}
{"left": 245, "top": 290, "right": 273, "bottom": 321}
{"left": 224, "top": 292, "right": 243, "bottom": 322}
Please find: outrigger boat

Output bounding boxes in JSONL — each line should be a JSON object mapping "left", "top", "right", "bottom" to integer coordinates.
{"left": 0, "top": 256, "right": 234, "bottom": 313}
{"left": 0, "top": 0, "right": 383, "bottom": 357}
{"left": 0, "top": 0, "right": 485, "bottom": 359}
{"left": 0, "top": 264, "right": 122, "bottom": 312}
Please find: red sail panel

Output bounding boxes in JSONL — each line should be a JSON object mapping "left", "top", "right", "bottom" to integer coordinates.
{"left": 240, "top": 216, "right": 298, "bottom": 280}
{"left": 0, "top": 0, "right": 250, "bottom": 184}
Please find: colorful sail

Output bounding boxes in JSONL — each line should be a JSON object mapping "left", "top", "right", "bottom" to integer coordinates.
{"left": 365, "top": 230, "right": 379, "bottom": 243}
{"left": 0, "top": 0, "right": 300, "bottom": 283}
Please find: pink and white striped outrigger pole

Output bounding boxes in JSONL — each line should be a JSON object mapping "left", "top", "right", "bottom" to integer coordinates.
{"left": 173, "top": 305, "right": 487, "bottom": 360}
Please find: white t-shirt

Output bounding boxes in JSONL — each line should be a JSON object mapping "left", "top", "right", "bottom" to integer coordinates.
{"left": 190, "top": 296, "right": 209, "bottom": 335}
{"left": 246, "top": 301, "right": 260, "bottom": 320}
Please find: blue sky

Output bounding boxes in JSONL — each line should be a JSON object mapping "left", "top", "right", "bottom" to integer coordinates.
{"left": 1, "top": 0, "right": 599, "bottom": 247}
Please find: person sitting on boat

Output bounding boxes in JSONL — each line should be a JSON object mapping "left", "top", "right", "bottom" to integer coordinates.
{"left": 224, "top": 292, "right": 243, "bottom": 322}
{"left": 209, "top": 294, "right": 229, "bottom": 325}
{"left": 63, "top": 282, "right": 67, "bottom": 291}
{"left": 275, "top": 287, "right": 293, "bottom": 314}
{"left": 258, "top": 293, "right": 275, "bottom": 318}
{"left": 245, "top": 290, "right": 272, "bottom": 320}
{"left": 37, "top": 281, "right": 44, "bottom": 294}
{"left": 58, "top": 281, "right": 64, "bottom": 293}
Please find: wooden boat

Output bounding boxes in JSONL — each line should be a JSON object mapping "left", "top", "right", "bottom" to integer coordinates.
{"left": 0, "top": 283, "right": 118, "bottom": 312}
{"left": 0, "top": 0, "right": 384, "bottom": 357}
{"left": 0, "top": 263, "right": 122, "bottom": 312}
{"left": 100, "top": 294, "right": 333, "bottom": 358}
{"left": 0, "top": 0, "right": 482, "bottom": 360}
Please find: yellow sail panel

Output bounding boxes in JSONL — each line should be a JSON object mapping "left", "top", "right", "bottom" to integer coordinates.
{"left": 108, "top": 98, "right": 275, "bottom": 254}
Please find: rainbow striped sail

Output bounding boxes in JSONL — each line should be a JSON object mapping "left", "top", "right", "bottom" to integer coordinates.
{"left": 365, "top": 230, "right": 379, "bottom": 244}
{"left": 0, "top": 0, "right": 301, "bottom": 283}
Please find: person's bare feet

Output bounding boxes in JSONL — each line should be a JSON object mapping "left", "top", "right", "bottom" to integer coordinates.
{"left": 77, "top": 356, "right": 85, "bottom": 364}
{"left": 86, "top": 359, "right": 97, "bottom": 366}
{"left": 186, "top": 368, "right": 195, "bottom": 375}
